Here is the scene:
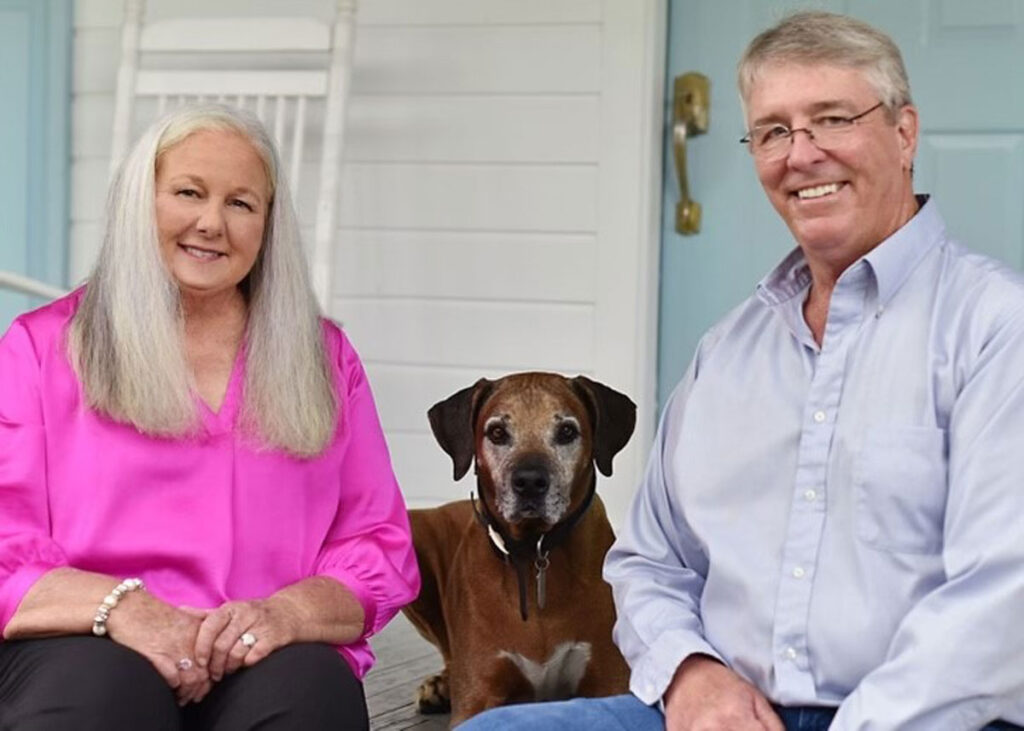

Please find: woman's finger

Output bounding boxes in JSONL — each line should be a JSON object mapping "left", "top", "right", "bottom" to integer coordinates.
{"left": 152, "top": 655, "right": 182, "bottom": 689}
{"left": 241, "top": 626, "right": 279, "bottom": 667}
{"left": 190, "top": 679, "right": 214, "bottom": 705}
{"left": 223, "top": 631, "right": 254, "bottom": 675}
{"left": 208, "top": 605, "right": 258, "bottom": 681}
{"left": 194, "top": 606, "right": 236, "bottom": 670}
{"left": 175, "top": 666, "right": 208, "bottom": 706}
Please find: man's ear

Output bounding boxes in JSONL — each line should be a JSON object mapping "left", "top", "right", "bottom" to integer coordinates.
{"left": 570, "top": 376, "right": 636, "bottom": 477}
{"left": 896, "top": 104, "right": 919, "bottom": 174}
{"left": 427, "top": 378, "right": 493, "bottom": 481}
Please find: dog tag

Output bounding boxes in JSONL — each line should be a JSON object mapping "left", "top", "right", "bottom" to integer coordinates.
{"left": 535, "top": 554, "right": 550, "bottom": 610}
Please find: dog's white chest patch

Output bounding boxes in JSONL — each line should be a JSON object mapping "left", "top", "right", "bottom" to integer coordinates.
{"left": 498, "top": 642, "right": 592, "bottom": 700}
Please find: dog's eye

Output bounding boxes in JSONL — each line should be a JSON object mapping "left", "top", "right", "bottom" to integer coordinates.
{"left": 486, "top": 424, "right": 510, "bottom": 445}
{"left": 555, "top": 423, "right": 579, "bottom": 445}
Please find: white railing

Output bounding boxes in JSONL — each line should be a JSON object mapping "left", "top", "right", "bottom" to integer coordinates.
{"left": 0, "top": 271, "right": 68, "bottom": 300}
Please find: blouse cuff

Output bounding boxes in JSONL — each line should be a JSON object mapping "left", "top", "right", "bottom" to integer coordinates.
{"left": 0, "top": 560, "right": 67, "bottom": 633}
{"left": 315, "top": 566, "right": 379, "bottom": 638}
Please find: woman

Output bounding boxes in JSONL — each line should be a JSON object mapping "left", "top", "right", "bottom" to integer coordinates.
{"left": 0, "top": 105, "right": 419, "bottom": 730}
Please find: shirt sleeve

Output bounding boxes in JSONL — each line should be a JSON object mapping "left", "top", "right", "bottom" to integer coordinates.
{"left": 0, "top": 320, "right": 68, "bottom": 633}
{"left": 603, "top": 336, "right": 724, "bottom": 706}
{"left": 312, "top": 329, "right": 420, "bottom": 640}
{"left": 831, "top": 303, "right": 1024, "bottom": 730}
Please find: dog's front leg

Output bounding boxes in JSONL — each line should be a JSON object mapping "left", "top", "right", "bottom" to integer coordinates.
{"left": 449, "top": 654, "right": 537, "bottom": 725}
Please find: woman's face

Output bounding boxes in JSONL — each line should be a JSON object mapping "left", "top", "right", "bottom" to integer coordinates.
{"left": 154, "top": 129, "right": 271, "bottom": 304}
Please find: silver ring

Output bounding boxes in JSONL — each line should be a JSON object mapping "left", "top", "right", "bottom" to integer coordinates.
{"left": 177, "top": 657, "right": 194, "bottom": 671}
{"left": 240, "top": 632, "right": 257, "bottom": 648}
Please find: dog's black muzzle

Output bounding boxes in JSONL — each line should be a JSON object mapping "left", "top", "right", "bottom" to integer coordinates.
{"left": 510, "top": 455, "right": 552, "bottom": 515}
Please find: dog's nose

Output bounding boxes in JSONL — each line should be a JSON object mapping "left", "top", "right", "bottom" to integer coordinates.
{"left": 511, "top": 466, "right": 550, "bottom": 498}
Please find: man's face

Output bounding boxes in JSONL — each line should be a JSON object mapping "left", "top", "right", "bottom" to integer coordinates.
{"left": 745, "top": 63, "right": 918, "bottom": 263}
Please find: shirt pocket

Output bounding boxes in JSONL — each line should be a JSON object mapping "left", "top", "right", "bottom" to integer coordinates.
{"left": 855, "top": 426, "right": 947, "bottom": 554}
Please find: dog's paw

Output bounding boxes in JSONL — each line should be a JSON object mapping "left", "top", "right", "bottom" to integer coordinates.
{"left": 416, "top": 671, "right": 451, "bottom": 714}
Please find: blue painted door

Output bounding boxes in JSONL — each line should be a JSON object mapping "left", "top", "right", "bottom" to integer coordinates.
{"left": 658, "top": 1, "right": 1024, "bottom": 409}
{"left": 0, "top": 0, "right": 71, "bottom": 332}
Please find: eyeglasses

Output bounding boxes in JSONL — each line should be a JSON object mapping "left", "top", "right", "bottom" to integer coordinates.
{"left": 740, "top": 101, "right": 885, "bottom": 161}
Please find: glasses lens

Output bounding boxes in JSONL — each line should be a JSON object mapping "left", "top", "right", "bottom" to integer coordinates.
{"left": 810, "top": 120, "right": 855, "bottom": 150}
{"left": 755, "top": 134, "right": 789, "bottom": 161}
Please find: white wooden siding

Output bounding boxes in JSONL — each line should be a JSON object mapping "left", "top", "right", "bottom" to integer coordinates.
{"left": 335, "top": 231, "right": 596, "bottom": 301}
{"left": 70, "top": 0, "right": 664, "bottom": 525}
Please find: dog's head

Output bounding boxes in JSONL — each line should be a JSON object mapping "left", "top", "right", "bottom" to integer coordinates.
{"left": 428, "top": 373, "right": 636, "bottom": 534}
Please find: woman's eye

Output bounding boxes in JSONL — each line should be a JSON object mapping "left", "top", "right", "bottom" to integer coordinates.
{"left": 231, "top": 199, "right": 255, "bottom": 212}
{"left": 176, "top": 188, "right": 200, "bottom": 198}
{"left": 555, "top": 423, "right": 579, "bottom": 445}
{"left": 486, "top": 425, "right": 509, "bottom": 445}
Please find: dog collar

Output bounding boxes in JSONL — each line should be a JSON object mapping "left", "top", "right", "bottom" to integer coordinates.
{"left": 470, "top": 472, "right": 598, "bottom": 621}
{"left": 485, "top": 523, "right": 510, "bottom": 557}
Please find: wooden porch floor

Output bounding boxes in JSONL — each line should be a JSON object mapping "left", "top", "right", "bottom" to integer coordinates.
{"left": 366, "top": 614, "right": 450, "bottom": 730}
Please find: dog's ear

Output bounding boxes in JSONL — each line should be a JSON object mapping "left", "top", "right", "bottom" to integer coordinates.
{"left": 571, "top": 376, "right": 636, "bottom": 477}
{"left": 428, "top": 379, "right": 494, "bottom": 481}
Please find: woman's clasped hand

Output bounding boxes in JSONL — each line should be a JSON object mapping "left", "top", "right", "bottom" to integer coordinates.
{"left": 188, "top": 598, "right": 300, "bottom": 685}
{"left": 103, "top": 591, "right": 313, "bottom": 706}
{"left": 105, "top": 592, "right": 213, "bottom": 705}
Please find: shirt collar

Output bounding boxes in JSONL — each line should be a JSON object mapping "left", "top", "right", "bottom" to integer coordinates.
{"left": 862, "top": 194, "right": 944, "bottom": 308}
{"left": 757, "top": 194, "right": 945, "bottom": 310}
{"left": 756, "top": 247, "right": 812, "bottom": 307}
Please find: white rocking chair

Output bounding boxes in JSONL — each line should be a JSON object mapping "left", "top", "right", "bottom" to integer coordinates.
{"left": 109, "top": 0, "right": 358, "bottom": 313}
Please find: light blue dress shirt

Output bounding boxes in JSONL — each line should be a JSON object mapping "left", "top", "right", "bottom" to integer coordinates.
{"left": 607, "top": 197, "right": 1024, "bottom": 730}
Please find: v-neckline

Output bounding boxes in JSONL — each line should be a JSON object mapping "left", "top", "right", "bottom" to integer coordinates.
{"left": 196, "top": 344, "right": 245, "bottom": 434}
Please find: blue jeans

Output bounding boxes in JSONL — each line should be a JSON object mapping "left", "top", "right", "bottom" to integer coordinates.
{"left": 456, "top": 693, "right": 1023, "bottom": 731}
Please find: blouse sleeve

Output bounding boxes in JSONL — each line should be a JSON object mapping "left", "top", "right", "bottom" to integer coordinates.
{"left": 312, "top": 328, "right": 419, "bottom": 639}
{"left": 0, "top": 320, "right": 68, "bottom": 633}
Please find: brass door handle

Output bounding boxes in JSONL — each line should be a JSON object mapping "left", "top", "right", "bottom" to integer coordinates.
{"left": 673, "top": 72, "right": 710, "bottom": 235}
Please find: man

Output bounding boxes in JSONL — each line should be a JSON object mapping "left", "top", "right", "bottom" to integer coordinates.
{"left": 459, "top": 11, "right": 1024, "bottom": 731}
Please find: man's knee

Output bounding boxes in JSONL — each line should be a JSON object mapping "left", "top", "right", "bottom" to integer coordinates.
{"left": 458, "top": 694, "right": 662, "bottom": 731}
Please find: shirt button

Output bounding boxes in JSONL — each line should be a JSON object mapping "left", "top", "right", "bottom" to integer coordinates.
{"left": 785, "top": 647, "right": 798, "bottom": 660}
{"left": 792, "top": 566, "right": 806, "bottom": 579}
{"left": 804, "top": 489, "right": 817, "bottom": 501}
{"left": 813, "top": 410, "right": 826, "bottom": 423}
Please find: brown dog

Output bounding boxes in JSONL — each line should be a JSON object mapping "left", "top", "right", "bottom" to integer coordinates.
{"left": 402, "top": 373, "right": 635, "bottom": 725}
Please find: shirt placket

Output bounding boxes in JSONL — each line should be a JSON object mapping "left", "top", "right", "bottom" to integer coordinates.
{"left": 771, "top": 269, "right": 868, "bottom": 701}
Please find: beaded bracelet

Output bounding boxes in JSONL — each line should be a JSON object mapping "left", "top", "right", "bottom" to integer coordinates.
{"left": 92, "top": 578, "right": 145, "bottom": 637}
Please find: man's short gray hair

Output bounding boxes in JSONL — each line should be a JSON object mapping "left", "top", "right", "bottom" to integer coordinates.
{"left": 738, "top": 11, "right": 913, "bottom": 115}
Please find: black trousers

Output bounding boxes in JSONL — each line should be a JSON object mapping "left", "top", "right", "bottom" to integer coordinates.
{"left": 0, "top": 636, "right": 368, "bottom": 731}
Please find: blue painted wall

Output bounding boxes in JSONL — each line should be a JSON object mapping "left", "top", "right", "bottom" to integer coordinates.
{"left": 0, "top": 0, "right": 71, "bottom": 332}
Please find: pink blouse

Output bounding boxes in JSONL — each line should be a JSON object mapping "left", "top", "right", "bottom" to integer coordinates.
{"left": 0, "top": 291, "right": 419, "bottom": 679}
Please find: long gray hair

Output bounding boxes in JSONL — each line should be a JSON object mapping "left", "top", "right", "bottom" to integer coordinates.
{"left": 738, "top": 11, "right": 913, "bottom": 118}
{"left": 69, "top": 104, "right": 337, "bottom": 457}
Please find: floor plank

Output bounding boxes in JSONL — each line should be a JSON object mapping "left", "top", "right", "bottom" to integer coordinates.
{"left": 367, "top": 613, "right": 450, "bottom": 730}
